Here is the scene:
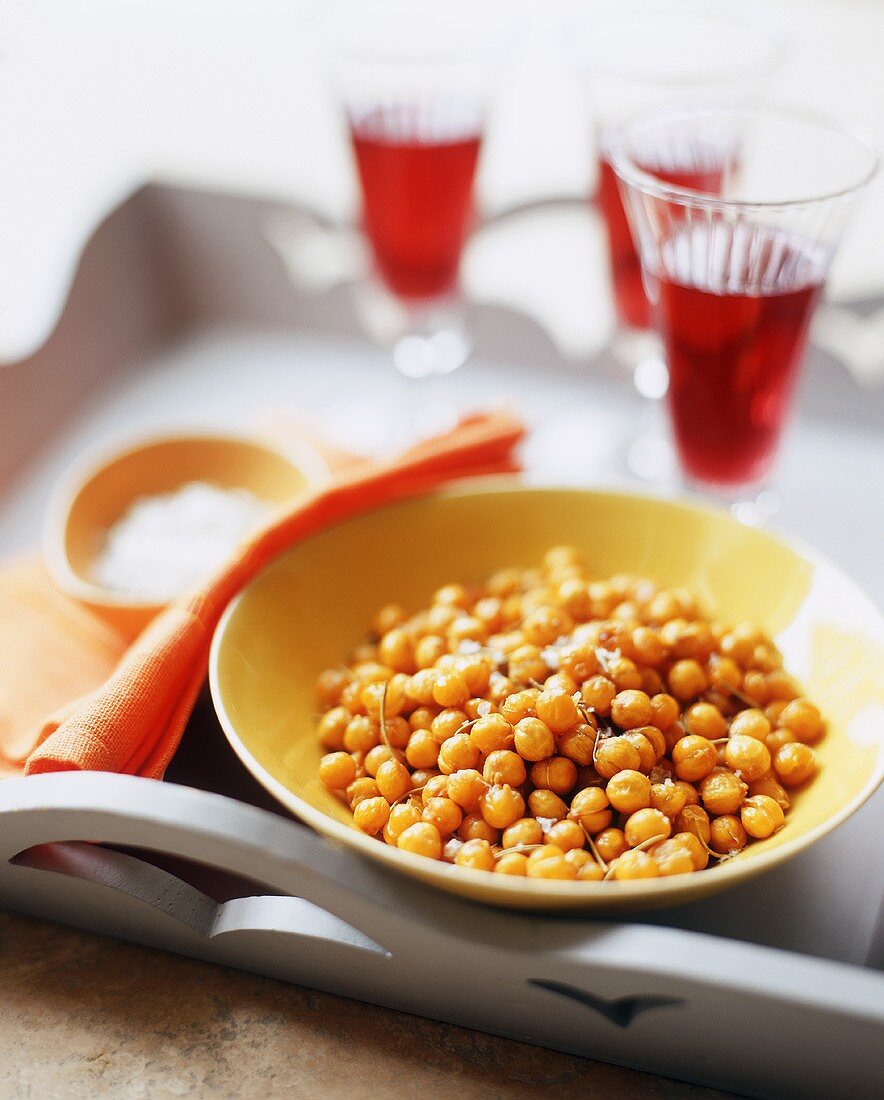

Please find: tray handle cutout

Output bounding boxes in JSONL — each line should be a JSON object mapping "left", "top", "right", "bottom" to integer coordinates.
{"left": 12, "top": 841, "right": 390, "bottom": 958}
{"left": 529, "top": 979, "right": 686, "bottom": 1028}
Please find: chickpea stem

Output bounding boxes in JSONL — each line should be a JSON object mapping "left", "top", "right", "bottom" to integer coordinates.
{"left": 579, "top": 823, "right": 609, "bottom": 871}
{"left": 389, "top": 783, "right": 428, "bottom": 808}
{"left": 492, "top": 844, "right": 544, "bottom": 860}
{"left": 602, "top": 832, "right": 668, "bottom": 880}
{"left": 379, "top": 681, "right": 390, "bottom": 749}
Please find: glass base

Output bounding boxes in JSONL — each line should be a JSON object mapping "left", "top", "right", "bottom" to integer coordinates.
{"left": 352, "top": 276, "right": 471, "bottom": 379}
{"left": 684, "top": 478, "right": 782, "bottom": 527}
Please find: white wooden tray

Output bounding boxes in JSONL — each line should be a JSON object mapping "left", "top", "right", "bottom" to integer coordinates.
{"left": 0, "top": 184, "right": 882, "bottom": 1099}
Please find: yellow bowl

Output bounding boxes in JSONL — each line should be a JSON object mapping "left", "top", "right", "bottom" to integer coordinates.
{"left": 46, "top": 432, "right": 326, "bottom": 641}
{"left": 209, "top": 484, "right": 884, "bottom": 912}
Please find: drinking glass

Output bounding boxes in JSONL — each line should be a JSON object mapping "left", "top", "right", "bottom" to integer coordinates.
{"left": 573, "top": 1, "right": 781, "bottom": 477}
{"left": 610, "top": 105, "right": 877, "bottom": 522}
{"left": 324, "top": 0, "right": 507, "bottom": 381}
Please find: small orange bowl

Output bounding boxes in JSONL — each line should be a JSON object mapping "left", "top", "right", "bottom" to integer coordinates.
{"left": 45, "top": 432, "right": 325, "bottom": 640}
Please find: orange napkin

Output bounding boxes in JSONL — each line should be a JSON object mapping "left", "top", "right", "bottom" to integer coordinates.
{"left": 0, "top": 412, "right": 523, "bottom": 781}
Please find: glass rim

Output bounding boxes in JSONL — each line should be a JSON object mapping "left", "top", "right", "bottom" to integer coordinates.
{"left": 317, "top": 0, "right": 512, "bottom": 67}
{"left": 571, "top": 8, "right": 784, "bottom": 89}
{"left": 608, "top": 103, "right": 880, "bottom": 212}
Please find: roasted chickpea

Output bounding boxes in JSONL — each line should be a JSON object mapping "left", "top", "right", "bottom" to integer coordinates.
{"left": 649, "top": 693, "right": 680, "bottom": 731}
{"left": 483, "top": 749, "right": 527, "bottom": 788}
{"left": 622, "top": 729, "right": 658, "bottom": 772}
{"left": 346, "top": 776, "right": 380, "bottom": 809}
{"left": 685, "top": 702, "right": 727, "bottom": 740}
{"left": 432, "top": 670, "right": 470, "bottom": 709}
{"left": 528, "top": 789, "right": 571, "bottom": 822}
{"left": 378, "top": 629, "right": 415, "bottom": 673}
{"left": 536, "top": 689, "right": 580, "bottom": 735}
{"left": 778, "top": 698, "right": 823, "bottom": 743}
{"left": 595, "top": 827, "right": 628, "bottom": 863}
{"left": 514, "top": 717, "right": 556, "bottom": 762}
{"left": 422, "top": 796, "right": 463, "bottom": 836}
{"left": 631, "top": 627, "right": 666, "bottom": 666}
{"left": 353, "top": 796, "right": 390, "bottom": 836}
{"left": 766, "top": 727, "right": 798, "bottom": 754}
{"left": 509, "top": 644, "right": 549, "bottom": 684}
{"left": 376, "top": 757, "right": 412, "bottom": 803}
{"left": 479, "top": 785, "right": 526, "bottom": 830}
{"left": 405, "top": 729, "right": 439, "bottom": 770}
{"left": 668, "top": 659, "right": 708, "bottom": 701}
{"left": 773, "top": 742, "right": 816, "bottom": 787}
{"left": 671, "top": 735, "right": 717, "bottom": 782}
{"left": 500, "top": 690, "right": 539, "bottom": 726}
{"left": 458, "top": 813, "right": 499, "bottom": 844}
{"left": 502, "top": 817, "right": 544, "bottom": 849}
{"left": 581, "top": 676, "right": 617, "bottom": 715}
{"left": 422, "top": 774, "right": 449, "bottom": 802}
{"left": 544, "top": 819, "right": 586, "bottom": 852}
{"left": 594, "top": 736, "right": 642, "bottom": 779}
{"left": 453, "top": 838, "right": 495, "bottom": 872}
{"left": 437, "top": 733, "right": 480, "bottom": 775}
{"left": 343, "top": 714, "right": 380, "bottom": 754}
{"left": 526, "top": 852, "right": 578, "bottom": 880}
{"left": 605, "top": 770, "right": 652, "bottom": 815}
{"left": 557, "top": 724, "right": 597, "bottom": 766}
{"left": 649, "top": 838, "right": 695, "bottom": 876}
{"left": 494, "top": 852, "right": 529, "bottom": 875}
{"left": 650, "top": 780, "right": 688, "bottom": 819}
{"left": 469, "top": 713, "right": 513, "bottom": 754}
{"left": 699, "top": 770, "right": 747, "bottom": 816}
{"left": 606, "top": 656, "right": 643, "bottom": 692}
{"left": 531, "top": 756, "right": 578, "bottom": 795}
{"left": 706, "top": 654, "right": 743, "bottom": 693}
{"left": 317, "top": 706, "right": 351, "bottom": 750}
{"left": 446, "top": 768, "right": 487, "bottom": 811}
{"left": 558, "top": 640, "right": 599, "bottom": 683}
{"left": 406, "top": 708, "right": 435, "bottom": 734}
{"left": 729, "top": 709, "right": 771, "bottom": 742}
{"left": 624, "top": 808, "right": 671, "bottom": 848}
{"left": 741, "top": 795, "right": 785, "bottom": 839}
{"left": 709, "top": 815, "right": 748, "bottom": 855}
{"left": 364, "top": 744, "right": 400, "bottom": 778}
{"left": 672, "top": 831, "right": 709, "bottom": 871}
{"left": 724, "top": 735, "right": 771, "bottom": 782}
{"left": 319, "top": 751, "right": 358, "bottom": 790}
{"left": 766, "top": 669, "right": 800, "bottom": 702}
{"left": 747, "top": 772, "right": 791, "bottom": 812}
{"left": 612, "top": 850, "right": 659, "bottom": 880}
{"left": 387, "top": 801, "right": 423, "bottom": 841}
{"left": 674, "top": 804, "right": 711, "bottom": 846}
{"left": 431, "top": 708, "right": 468, "bottom": 744}
{"left": 610, "top": 689, "right": 653, "bottom": 729}
{"left": 398, "top": 821, "right": 443, "bottom": 859}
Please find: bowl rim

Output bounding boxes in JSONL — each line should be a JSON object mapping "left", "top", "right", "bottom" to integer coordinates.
{"left": 208, "top": 482, "right": 884, "bottom": 908}
{"left": 44, "top": 428, "right": 328, "bottom": 612}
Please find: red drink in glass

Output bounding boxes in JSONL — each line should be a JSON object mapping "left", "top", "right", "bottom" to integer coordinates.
{"left": 351, "top": 112, "right": 481, "bottom": 300}
{"left": 656, "top": 223, "right": 824, "bottom": 486}
{"left": 596, "top": 152, "right": 726, "bottom": 329}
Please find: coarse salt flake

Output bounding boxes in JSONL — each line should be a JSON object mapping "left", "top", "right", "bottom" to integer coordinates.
{"left": 91, "top": 481, "right": 270, "bottom": 600}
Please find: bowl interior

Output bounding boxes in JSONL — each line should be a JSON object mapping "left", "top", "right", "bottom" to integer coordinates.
{"left": 210, "top": 485, "right": 884, "bottom": 911}
{"left": 59, "top": 435, "right": 309, "bottom": 603}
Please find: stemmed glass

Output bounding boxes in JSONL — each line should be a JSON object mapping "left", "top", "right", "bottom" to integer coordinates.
{"left": 323, "top": 0, "right": 507, "bottom": 384}
{"left": 610, "top": 105, "right": 877, "bottom": 522}
{"left": 573, "top": 1, "right": 782, "bottom": 478}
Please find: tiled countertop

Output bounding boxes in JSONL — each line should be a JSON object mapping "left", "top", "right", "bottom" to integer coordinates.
{"left": 0, "top": 911, "right": 737, "bottom": 1099}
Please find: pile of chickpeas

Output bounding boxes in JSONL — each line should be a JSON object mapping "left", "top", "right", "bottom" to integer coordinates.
{"left": 314, "top": 547, "right": 822, "bottom": 882}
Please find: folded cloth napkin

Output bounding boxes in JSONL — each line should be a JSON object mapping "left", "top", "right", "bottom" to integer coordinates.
{"left": 0, "top": 412, "right": 523, "bottom": 780}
